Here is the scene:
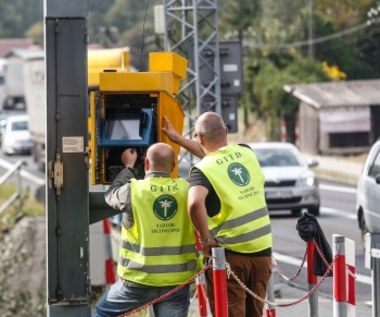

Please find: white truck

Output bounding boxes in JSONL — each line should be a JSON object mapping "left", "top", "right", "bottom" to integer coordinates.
{"left": 2, "top": 57, "right": 26, "bottom": 110}
{"left": 0, "top": 58, "right": 6, "bottom": 109}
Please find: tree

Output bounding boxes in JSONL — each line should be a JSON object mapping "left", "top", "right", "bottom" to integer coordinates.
{"left": 104, "top": 0, "right": 156, "bottom": 35}
{"left": 0, "top": 2, "right": 22, "bottom": 37}
{"left": 253, "top": 58, "right": 329, "bottom": 140}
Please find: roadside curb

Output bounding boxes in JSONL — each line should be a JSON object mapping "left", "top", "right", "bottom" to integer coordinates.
{"left": 313, "top": 166, "right": 359, "bottom": 186}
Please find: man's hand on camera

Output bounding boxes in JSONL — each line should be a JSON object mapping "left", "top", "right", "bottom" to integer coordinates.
{"left": 121, "top": 148, "right": 138, "bottom": 169}
{"left": 162, "top": 116, "right": 181, "bottom": 144}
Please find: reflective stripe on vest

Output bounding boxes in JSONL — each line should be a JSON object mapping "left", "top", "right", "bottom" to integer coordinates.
{"left": 119, "top": 257, "right": 197, "bottom": 274}
{"left": 121, "top": 241, "right": 197, "bottom": 256}
{"left": 195, "top": 144, "right": 272, "bottom": 253}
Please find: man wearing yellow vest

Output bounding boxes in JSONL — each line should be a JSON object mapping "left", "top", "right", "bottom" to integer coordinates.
{"left": 162, "top": 112, "right": 273, "bottom": 317}
{"left": 94, "top": 143, "right": 201, "bottom": 317}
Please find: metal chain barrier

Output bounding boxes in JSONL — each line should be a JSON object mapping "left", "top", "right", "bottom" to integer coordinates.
{"left": 116, "top": 264, "right": 212, "bottom": 317}
{"left": 226, "top": 255, "right": 337, "bottom": 308}
{"left": 112, "top": 240, "right": 347, "bottom": 316}
{"left": 272, "top": 247, "right": 307, "bottom": 281}
{"left": 313, "top": 240, "right": 331, "bottom": 267}
{"left": 313, "top": 239, "right": 356, "bottom": 279}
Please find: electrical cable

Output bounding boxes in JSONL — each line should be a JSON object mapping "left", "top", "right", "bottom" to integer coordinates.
{"left": 139, "top": 0, "right": 150, "bottom": 71}
{"left": 244, "top": 21, "right": 369, "bottom": 50}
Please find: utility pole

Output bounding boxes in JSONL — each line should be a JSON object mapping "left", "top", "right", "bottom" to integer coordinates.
{"left": 308, "top": 0, "right": 315, "bottom": 59}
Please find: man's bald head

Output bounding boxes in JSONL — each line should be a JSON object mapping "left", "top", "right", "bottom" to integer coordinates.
{"left": 195, "top": 112, "right": 227, "bottom": 145}
{"left": 145, "top": 142, "right": 176, "bottom": 173}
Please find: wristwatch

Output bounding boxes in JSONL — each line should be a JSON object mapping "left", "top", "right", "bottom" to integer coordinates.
{"left": 200, "top": 237, "right": 215, "bottom": 244}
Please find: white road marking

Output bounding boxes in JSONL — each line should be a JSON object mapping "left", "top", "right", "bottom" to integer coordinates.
{"left": 320, "top": 183, "right": 357, "bottom": 195}
{"left": 321, "top": 206, "right": 356, "bottom": 220}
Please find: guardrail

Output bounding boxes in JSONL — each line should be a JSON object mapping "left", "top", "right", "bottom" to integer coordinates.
{"left": 0, "top": 160, "right": 26, "bottom": 214}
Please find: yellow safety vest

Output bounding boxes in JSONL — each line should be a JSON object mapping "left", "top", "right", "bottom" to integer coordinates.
{"left": 194, "top": 144, "right": 272, "bottom": 253}
{"left": 118, "top": 177, "right": 201, "bottom": 286}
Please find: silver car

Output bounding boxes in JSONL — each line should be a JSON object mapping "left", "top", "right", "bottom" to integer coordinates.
{"left": 356, "top": 139, "right": 380, "bottom": 242}
{"left": 248, "top": 142, "right": 320, "bottom": 216}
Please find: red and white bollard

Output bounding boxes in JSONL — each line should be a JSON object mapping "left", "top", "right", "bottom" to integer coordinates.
{"left": 333, "top": 234, "right": 347, "bottom": 317}
{"left": 345, "top": 238, "right": 356, "bottom": 317}
{"left": 103, "top": 219, "right": 116, "bottom": 289}
{"left": 196, "top": 274, "right": 208, "bottom": 317}
{"left": 307, "top": 240, "right": 318, "bottom": 317}
{"left": 212, "top": 247, "right": 228, "bottom": 317}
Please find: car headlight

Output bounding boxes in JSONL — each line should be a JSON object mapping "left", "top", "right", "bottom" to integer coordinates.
{"left": 296, "top": 175, "right": 315, "bottom": 187}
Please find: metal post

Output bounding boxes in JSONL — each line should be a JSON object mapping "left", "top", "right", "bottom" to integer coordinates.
{"left": 345, "top": 238, "right": 356, "bottom": 317}
{"left": 212, "top": 247, "right": 228, "bottom": 317}
{"left": 368, "top": 233, "right": 380, "bottom": 317}
{"left": 16, "top": 164, "right": 23, "bottom": 211}
{"left": 196, "top": 273, "right": 208, "bottom": 317}
{"left": 265, "top": 273, "right": 276, "bottom": 317}
{"left": 194, "top": 231, "right": 209, "bottom": 317}
{"left": 307, "top": 240, "right": 318, "bottom": 317}
{"left": 333, "top": 234, "right": 347, "bottom": 317}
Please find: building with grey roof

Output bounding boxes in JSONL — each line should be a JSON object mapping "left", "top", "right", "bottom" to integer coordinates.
{"left": 284, "top": 79, "right": 380, "bottom": 155}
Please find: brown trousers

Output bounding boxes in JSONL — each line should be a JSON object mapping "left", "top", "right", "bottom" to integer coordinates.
{"left": 206, "top": 254, "right": 272, "bottom": 317}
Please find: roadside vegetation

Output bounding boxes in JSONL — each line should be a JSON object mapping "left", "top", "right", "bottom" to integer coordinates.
{"left": 0, "top": 183, "right": 44, "bottom": 231}
{"left": 0, "top": 183, "right": 45, "bottom": 316}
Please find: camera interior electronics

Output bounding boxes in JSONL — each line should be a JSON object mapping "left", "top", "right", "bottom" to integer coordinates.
{"left": 100, "top": 108, "right": 157, "bottom": 182}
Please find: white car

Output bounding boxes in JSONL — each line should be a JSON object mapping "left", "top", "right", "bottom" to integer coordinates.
{"left": 248, "top": 142, "right": 320, "bottom": 216}
{"left": 356, "top": 139, "right": 380, "bottom": 242}
{"left": 1, "top": 114, "right": 32, "bottom": 155}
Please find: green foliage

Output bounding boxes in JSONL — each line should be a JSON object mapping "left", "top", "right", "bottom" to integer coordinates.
{"left": 25, "top": 21, "right": 44, "bottom": 46}
{"left": 118, "top": 22, "right": 158, "bottom": 70}
{"left": 0, "top": 0, "right": 42, "bottom": 38}
{"left": 219, "top": 0, "right": 261, "bottom": 39}
{"left": 1, "top": 0, "right": 380, "bottom": 140}
{"left": 253, "top": 58, "right": 329, "bottom": 139}
{"left": 0, "top": 183, "right": 45, "bottom": 232}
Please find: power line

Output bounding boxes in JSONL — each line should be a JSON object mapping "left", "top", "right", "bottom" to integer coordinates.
{"left": 244, "top": 21, "right": 370, "bottom": 50}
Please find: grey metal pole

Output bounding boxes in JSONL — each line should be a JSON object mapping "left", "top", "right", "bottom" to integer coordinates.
{"left": 308, "top": 0, "right": 315, "bottom": 58}
{"left": 16, "top": 164, "right": 23, "bottom": 211}
{"left": 333, "top": 234, "right": 347, "bottom": 317}
{"left": 265, "top": 273, "right": 276, "bottom": 317}
{"left": 370, "top": 234, "right": 380, "bottom": 317}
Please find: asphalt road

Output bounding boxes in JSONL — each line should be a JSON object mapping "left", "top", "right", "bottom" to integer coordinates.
{"left": 270, "top": 181, "right": 372, "bottom": 307}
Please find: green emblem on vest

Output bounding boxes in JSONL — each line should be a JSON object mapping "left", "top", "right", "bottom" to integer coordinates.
{"left": 153, "top": 195, "right": 178, "bottom": 220}
{"left": 228, "top": 162, "right": 250, "bottom": 186}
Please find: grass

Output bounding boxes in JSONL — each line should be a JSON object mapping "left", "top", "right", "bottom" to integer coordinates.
{"left": 0, "top": 183, "right": 45, "bottom": 232}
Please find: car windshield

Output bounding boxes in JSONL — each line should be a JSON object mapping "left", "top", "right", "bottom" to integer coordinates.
{"left": 253, "top": 148, "right": 302, "bottom": 167}
{"left": 11, "top": 120, "right": 28, "bottom": 131}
